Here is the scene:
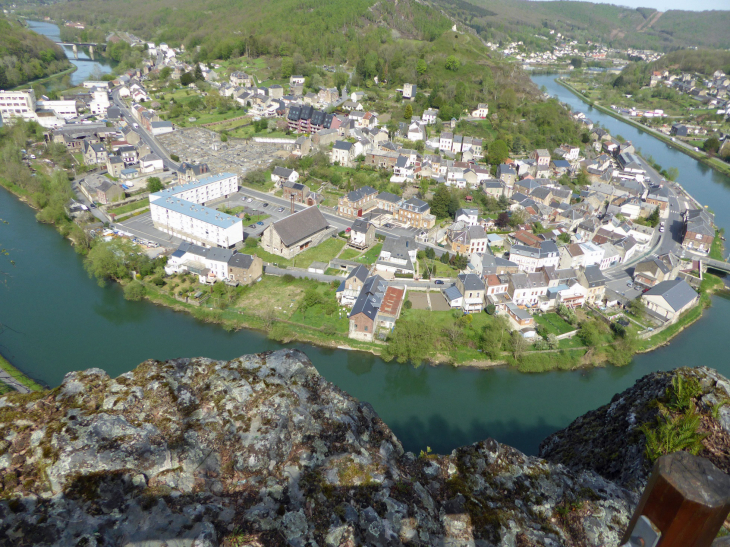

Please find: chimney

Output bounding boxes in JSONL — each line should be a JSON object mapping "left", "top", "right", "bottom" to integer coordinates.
{"left": 291, "top": 194, "right": 295, "bottom": 214}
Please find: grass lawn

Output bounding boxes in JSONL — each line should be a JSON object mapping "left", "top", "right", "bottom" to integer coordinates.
{"left": 339, "top": 248, "right": 362, "bottom": 261}
{"left": 254, "top": 238, "right": 345, "bottom": 269}
{"left": 355, "top": 243, "right": 382, "bottom": 265}
{"left": 420, "top": 258, "right": 460, "bottom": 278}
{"left": 533, "top": 313, "right": 575, "bottom": 336}
{"left": 710, "top": 229, "right": 725, "bottom": 261}
{"left": 108, "top": 198, "right": 150, "bottom": 215}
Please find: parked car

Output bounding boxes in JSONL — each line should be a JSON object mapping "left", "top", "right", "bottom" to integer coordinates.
{"left": 246, "top": 197, "right": 253, "bottom": 203}
{"left": 627, "top": 281, "right": 632, "bottom": 287}
{"left": 257, "top": 221, "right": 264, "bottom": 226}
{"left": 345, "top": 227, "right": 351, "bottom": 233}
{"left": 248, "top": 224, "right": 256, "bottom": 228}
{"left": 434, "top": 280, "right": 444, "bottom": 285}
{"left": 263, "top": 203, "right": 269, "bottom": 207}
{"left": 277, "top": 207, "right": 285, "bottom": 212}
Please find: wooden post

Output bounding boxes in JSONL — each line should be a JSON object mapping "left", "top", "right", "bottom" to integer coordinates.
{"left": 622, "top": 451, "right": 730, "bottom": 547}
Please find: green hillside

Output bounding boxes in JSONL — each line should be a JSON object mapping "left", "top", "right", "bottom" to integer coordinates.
{"left": 615, "top": 49, "right": 730, "bottom": 91}
{"left": 0, "top": 15, "right": 71, "bottom": 89}
{"left": 430, "top": 0, "right": 730, "bottom": 51}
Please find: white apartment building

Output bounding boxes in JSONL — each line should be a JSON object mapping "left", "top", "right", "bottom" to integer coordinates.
{"left": 89, "top": 89, "right": 110, "bottom": 116}
{"left": 509, "top": 241, "right": 560, "bottom": 273}
{"left": 149, "top": 173, "right": 242, "bottom": 247}
{"left": 83, "top": 81, "right": 110, "bottom": 89}
{"left": 150, "top": 197, "right": 243, "bottom": 248}
{"left": 36, "top": 100, "right": 77, "bottom": 119}
{"left": 0, "top": 90, "right": 37, "bottom": 121}
{"left": 154, "top": 173, "right": 238, "bottom": 205}
{"left": 579, "top": 241, "right": 605, "bottom": 268}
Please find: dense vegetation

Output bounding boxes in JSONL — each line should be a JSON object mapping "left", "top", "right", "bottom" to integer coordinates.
{"left": 0, "top": 15, "right": 70, "bottom": 88}
{"left": 0, "top": 121, "right": 90, "bottom": 250}
{"left": 433, "top": 0, "right": 730, "bottom": 51}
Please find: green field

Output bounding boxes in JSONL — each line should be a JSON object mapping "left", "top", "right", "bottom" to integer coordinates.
{"left": 339, "top": 248, "right": 362, "bottom": 261}
{"left": 533, "top": 313, "right": 575, "bottom": 336}
{"left": 254, "top": 238, "right": 345, "bottom": 268}
{"left": 355, "top": 243, "right": 382, "bottom": 265}
{"left": 109, "top": 198, "right": 149, "bottom": 216}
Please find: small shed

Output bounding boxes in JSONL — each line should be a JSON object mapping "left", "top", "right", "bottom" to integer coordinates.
{"left": 308, "top": 261, "right": 328, "bottom": 275}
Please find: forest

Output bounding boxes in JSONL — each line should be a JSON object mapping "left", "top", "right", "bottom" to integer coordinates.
{"left": 0, "top": 16, "right": 71, "bottom": 89}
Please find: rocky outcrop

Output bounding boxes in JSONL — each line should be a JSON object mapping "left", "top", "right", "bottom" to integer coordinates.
{"left": 539, "top": 366, "right": 730, "bottom": 493}
{"left": 0, "top": 349, "right": 639, "bottom": 547}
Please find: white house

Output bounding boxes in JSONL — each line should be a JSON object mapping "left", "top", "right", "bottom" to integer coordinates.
{"left": 164, "top": 242, "right": 234, "bottom": 283}
{"left": 36, "top": 99, "right": 77, "bottom": 119}
{"left": 454, "top": 208, "right": 479, "bottom": 226}
{"left": 89, "top": 89, "right": 110, "bottom": 116}
{"left": 579, "top": 241, "right": 605, "bottom": 268}
{"left": 407, "top": 122, "right": 425, "bottom": 142}
{"left": 509, "top": 241, "right": 561, "bottom": 273}
{"left": 471, "top": 104, "right": 489, "bottom": 118}
{"left": 439, "top": 132, "right": 453, "bottom": 152}
{"left": 422, "top": 109, "right": 439, "bottom": 124}
{"left": 139, "top": 153, "right": 164, "bottom": 174}
{"left": 271, "top": 167, "right": 299, "bottom": 185}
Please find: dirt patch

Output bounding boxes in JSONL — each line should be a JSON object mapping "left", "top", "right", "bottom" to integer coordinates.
{"left": 429, "top": 292, "right": 451, "bottom": 312}
{"left": 409, "top": 292, "right": 430, "bottom": 310}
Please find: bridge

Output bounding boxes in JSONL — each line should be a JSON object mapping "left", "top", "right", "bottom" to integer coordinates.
{"left": 56, "top": 42, "right": 106, "bottom": 49}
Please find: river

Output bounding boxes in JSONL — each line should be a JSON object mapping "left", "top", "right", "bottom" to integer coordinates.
{"left": 1, "top": 73, "right": 730, "bottom": 458}
{"left": 25, "top": 20, "right": 112, "bottom": 86}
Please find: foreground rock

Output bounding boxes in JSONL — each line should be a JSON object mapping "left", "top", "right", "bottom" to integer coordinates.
{"left": 0, "top": 349, "right": 638, "bottom": 546}
{"left": 540, "top": 366, "right": 730, "bottom": 493}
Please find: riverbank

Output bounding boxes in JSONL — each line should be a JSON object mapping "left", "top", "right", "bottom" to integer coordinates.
{"left": 0, "top": 351, "right": 44, "bottom": 393}
{"left": 9, "top": 64, "right": 77, "bottom": 91}
{"left": 556, "top": 78, "right": 730, "bottom": 178}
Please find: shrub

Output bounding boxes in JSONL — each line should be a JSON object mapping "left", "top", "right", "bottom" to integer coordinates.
{"left": 282, "top": 274, "right": 295, "bottom": 283}
{"left": 244, "top": 237, "right": 258, "bottom": 248}
{"left": 403, "top": 299, "right": 412, "bottom": 309}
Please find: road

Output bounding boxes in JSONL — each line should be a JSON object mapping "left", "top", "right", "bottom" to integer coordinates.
{"left": 110, "top": 87, "right": 179, "bottom": 172}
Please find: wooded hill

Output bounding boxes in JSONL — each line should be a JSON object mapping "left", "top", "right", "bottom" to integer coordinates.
{"left": 615, "top": 49, "right": 730, "bottom": 91}
{"left": 430, "top": 0, "right": 730, "bottom": 52}
{"left": 0, "top": 16, "right": 70, "bottom": 89}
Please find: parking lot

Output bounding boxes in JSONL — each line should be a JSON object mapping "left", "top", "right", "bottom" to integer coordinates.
{"left": 116, "top": 213, "right": 183, "bottom": 249}
{"left": 158, "top": 127, "right": 291, "bottom": 179}
{"left": 208, "top": 191, "right": 293, "bottom": 238}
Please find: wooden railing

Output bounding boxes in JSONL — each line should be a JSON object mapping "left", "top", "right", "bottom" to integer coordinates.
{"left": 622, "top": 451, "right": 730, "bottom": 547}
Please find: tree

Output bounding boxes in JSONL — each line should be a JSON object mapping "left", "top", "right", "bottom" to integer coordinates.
{"left": 666, "top": 167, "right": 679, "bottom": 181}
{"left": 440, "top": 253, "right": 450, "bottom": 264}
{"left": 425, "top": 247, "right": 436, "bottom": 260}
{"left": 194, "top": 64, "right": 204, "bottom": 81}
{"left": 445, "top": 56, "right": 459, "bottom": 71}
{"left": 579, "top": 320, "right": 602, "bottom": 347}
{"left": 416, "top": 59, "right": 427, "bottom": 75}
{"left": 84, "top": 239, "right": 143, "bottom": 286}
{"left": 180, "top": 72, "right": 195, "bottom": 86}
{"left": 382, "top": 316, "right": 435, "bottom": 364}
{"left": 496, "top": 212, "right": 510, "bottom": 229}
{"left": 299, "top": 287, "right": 322, "bottom": 318}
{"left": 280, "top": 57, "right": 294, "bottom": 78}
{"left": 511, "top": 331, "right": 527, "bottom": 358}
{"left": 146, "top": 177, "right": 163, "bottom": 193}
{"left": 124, "top": 281, "right": 146, "bottom": 301}
{"left": 558, "top": 232, "right": 571, "bottom": 244}
{"left": 429, "top": 185, "right": 452, "bottom": 219}
{"left": 488, "top": 140, "right": 509, "bottom": 165}
{"left": 453, "top": 253, "right": 468, "bottom": 270}
{"left": 703, "top": 137, "right": 720, "bottom": 154}
{"left": 629, "top": 298, "right": 645, "bottom": 317}
{"left": 159, "top": 67, "right": 172, "bottom": 80}
{"left": 404, "top": 104, "right": 413, "bottom": 121}
{"left": 546, "top": 333, "right": 558, "bottom": 349}
{"left": 570, "top": 57, "right": 583, "bottom": 68}
{"left": 646, "top": 207, "right": 660, "bottom": 227}
{"left": 497, "top": 195, "right": 509, "bottom": 209}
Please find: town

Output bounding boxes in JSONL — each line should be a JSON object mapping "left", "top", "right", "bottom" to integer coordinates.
{"left": 0, "top": 30, "right": 724, "bottom": 367}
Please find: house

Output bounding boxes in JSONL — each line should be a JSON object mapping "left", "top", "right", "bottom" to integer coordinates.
{"left": 331, "top": 140, "right": 356, "bottom": 167}
{"left": 642, "top": 278, "right": 699, "bottom": 322}
{"left": 506, "top": 303, "right": 535, "bottom": 328}
{"left": 177, "top": 162, "right": 211, "bottom": 183}
{"left": 443, "top": 284, "right": 463, "bottom": 309}
{"left": 646, "top": 186, "right": 670, "bottom": 211}
{"left": 106, "top": 155, "right": 124, "bottom": 178}
{"left": 577, "top": 265, "right": 606, "bottom": 304}
{"left": 422, "top": 109, "right": 439, "bottom": 124}
{"left": 485, "top": 274, "right": 509, "bottom": 297}
{"left": 261, "top": 206, "right": 330, "bottom": 259}
{"left": 531, "top": 149, "right": 551, "bottom": 167}
{"left": 95, "top": 180, "right": 124, "bottom": 205}
{"left": 471, "top": 104, "right": 489, "bottom": 118}
{"left": 634, "top": 253, "right": 680, "bottom": 287}
{"left": 376, "top": 192, "right": 403, "bottom": 213}
{"left": 456, "top": 273, "right": 485, "bottom": 313}
{"left": 439, "top": 132, "right": 453, "bottom": 152}
{"left": 83, "top": 141, "right": 107, "bottom": 165}
{"left": 164, "top": 242, "right": 234, "bottom": 283}
{"left": 402, "top": 83, "right": 417, "bottom": 100}
{"left": 482, "top": 253, "right": 520, "bottom": 276}
{"left": 508, "top": 240, "right": 560, "bottom": 273}
{"left": 230, "top": 72, "right": 253, "bottom": 87}
{"left": 448, "top": 225, "right": 488, "bottom": 255}
{"left": 139, "top": 153, "right": 164, "bottom": 174}
{"left": 150, "top": 121, "right": 174, "bottom": 136}
{"left": 227, "top": 253, "right": 263, "bottom": 286}
{"left": 617, "top": 152, "right": 645, "bottom": 174}
{"left": 338, "top": 185, "right": 378, "bottom": 218}
{"left": 349, "top": 218, "right": 375, "bottom": 249}
{"left": 377, "top": 286, "right": 406, "bottom": 331}
{"left": 508, "top": 271, "right": 549, "bottom": 307}
{"left": 397, "top": 198, "right": 435, "bottom": 229}
{"left": 336, "top": 264, "right": 371, "bottom": 307}
{"left": 289, "top": 75, "right": 305, "bottom": 86}
{"left": 682, "top": 209, "right": 714, "bottom": 254}
{"left": 375, "top": 236, "right": 417, "bottom": 276}
{"left": 455, "top": 208, "right": 479, "bottom": 226}
{"left": 282, "top": 181, "right": 311, "bottom": 204}
{"left": 670, "top": 124, "right": 689, "bottom": 137}
{"left": 271, "top": 167, "right": 299, "bottom": 185}
{"left": 348, "top": 275, "right": 388, "bottom": 341}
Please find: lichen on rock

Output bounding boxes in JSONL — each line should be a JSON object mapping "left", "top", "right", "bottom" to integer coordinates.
{"left": 0, "top": 349, "right": 641, "bottom": 546}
